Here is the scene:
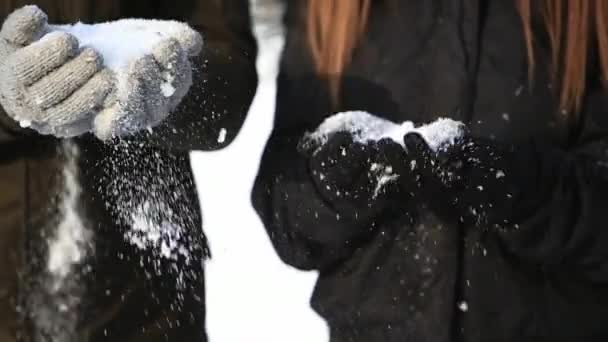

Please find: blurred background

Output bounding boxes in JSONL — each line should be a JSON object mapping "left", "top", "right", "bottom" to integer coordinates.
{"left": 192, "top": 1, "right": 329, "bottom": 340}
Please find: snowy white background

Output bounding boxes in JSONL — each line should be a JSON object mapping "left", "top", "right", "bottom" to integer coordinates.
{"left": 190, "top": 1, "right": 329, "bottom": 341}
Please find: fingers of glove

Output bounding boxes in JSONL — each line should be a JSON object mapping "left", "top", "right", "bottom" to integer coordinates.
{"left": 94, "top": 55, "right": 167, "bottom": 139}
{"left": 403, "top": 132, "right": 434, "bottom": 163}
{"left": 404, "top": 132, "right": 430, "bottom": 152}
{"left": 10, "top": 32, "right": 78, "bottom": 85}
{"left": 151, "top": 38, "right": 186, "bottom": 69}
{"left": 124, "top": 54, "right": 165, "bottom": 119}
{"left": 151, "top": 38, "right": 192, "bottom": 110}
{"left": 42, "top": 69, "right": 114, "bottom": 126}
{"left": 28, "top": 48, "right": 103, "bottom": 109}
{"left": 372, "top": 138, "right": 409, "bottom": 174}
{"left": 313, "top": 136, "right": 373, "bottom": 189}
{"left": 326, "top": 132, "right": 358, "bottom": 152}
{"left": 375, "top": 138, "right": 407, "bottom": 159}
{"left": 102, "top": 87, "right": 118, "bottom": 110}
{"left": 126, "top": 54, "right": 163, "bottom": 89}
{"left": 168, "top": 24, "right": 203, "bottom": 56}
{"left": 317, "top": 132, "right": 364, "bottom": 166}
{"left": 92, "top": 104, "right": 120, "bottom": 141}
{"left": 1, "top": 5, "right": 48, "bottom": 46}
{"left": 166, "top": 61, "right": 193, "bottom": 110}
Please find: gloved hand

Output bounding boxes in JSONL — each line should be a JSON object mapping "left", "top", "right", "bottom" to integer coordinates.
{"left": 0, "top": 6, "right": 113, "bottom": 137}
{"left": 92, "top": 26, "right": 203, "bottom": 140}
{"left": 403, "top": 132, "right": 536, "bottom": 227}
{"left": 0, "top": 6, "right": 203, "bottom": 139}
{"left": 301, "top": 132, "right": 408, "bottom": 219}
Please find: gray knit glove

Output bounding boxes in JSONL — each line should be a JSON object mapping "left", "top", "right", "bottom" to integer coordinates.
{"left": 92, "top": 33, "right": 201, "bottom": 140}
{"left": 0, "top": 6, "right": 113, "bottom": 137}
{"left": 0, "top": 6, "right": 203, "bottom": 140}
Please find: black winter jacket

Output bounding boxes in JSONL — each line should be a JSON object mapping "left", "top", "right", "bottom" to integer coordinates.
{"left": 0, "top": 1, "right": 256, "bottom": 341}
{"left": 252, "top": 1, "right": 608, "bottom": 341}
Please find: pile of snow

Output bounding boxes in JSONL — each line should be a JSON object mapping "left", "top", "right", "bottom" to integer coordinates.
{"left": 50, "top": 19, "right": 194, "bottom": 73}
{"left": 304, "top": 111, "right": 465, "bottom": 152}
{"left": 302, "top": 111, "right": 466, "bottom": 197}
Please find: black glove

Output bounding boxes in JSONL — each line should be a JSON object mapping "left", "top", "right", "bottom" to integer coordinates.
{"left": 403, "top": 132, "right": 538, "bottom": 228}
{"left": 300, "top": 132, "right": 409, "bottom": 220}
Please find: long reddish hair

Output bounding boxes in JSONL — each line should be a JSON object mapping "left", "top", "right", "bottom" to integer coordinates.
{"left": 307, "top": 0, "right": 608, "bottom": 114}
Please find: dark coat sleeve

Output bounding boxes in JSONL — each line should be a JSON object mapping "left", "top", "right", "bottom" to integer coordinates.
{"left": 497, "top": 90, "right": 608, "bottom": 282}
{"left": 0, "top": 111, "right": 20, "bottom": 143}
{"left": 145, "top": 0, "right": 258, "bottom": 151}
{"left": 0, "top": 108, "right": 34, "bottom": 143}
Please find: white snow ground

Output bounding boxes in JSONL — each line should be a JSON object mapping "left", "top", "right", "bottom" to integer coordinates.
{"left": 190, "top": 1, "right": 329, "bottom": 341}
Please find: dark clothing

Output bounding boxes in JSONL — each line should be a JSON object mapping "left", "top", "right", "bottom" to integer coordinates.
{"left": 252, "top": 1, "right": 608, "bottom": 341}
{"left": 0, "top": 1, "right": 256, "bottom": 341}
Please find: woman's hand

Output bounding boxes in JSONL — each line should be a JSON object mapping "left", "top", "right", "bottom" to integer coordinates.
{"left": 402, "top": 132, "right": 532, "bottom": 227}
{"left": 92, "top": 36, "right": 200, "bottom": 140}
{"left": 302, "top": 132, "right": 409, "bottom": 219}
{"left": 0, "top": 6, "right": 203, "bottom": 140}
{"left": 0, "top": 6, "right": 113, "bottom": 137}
